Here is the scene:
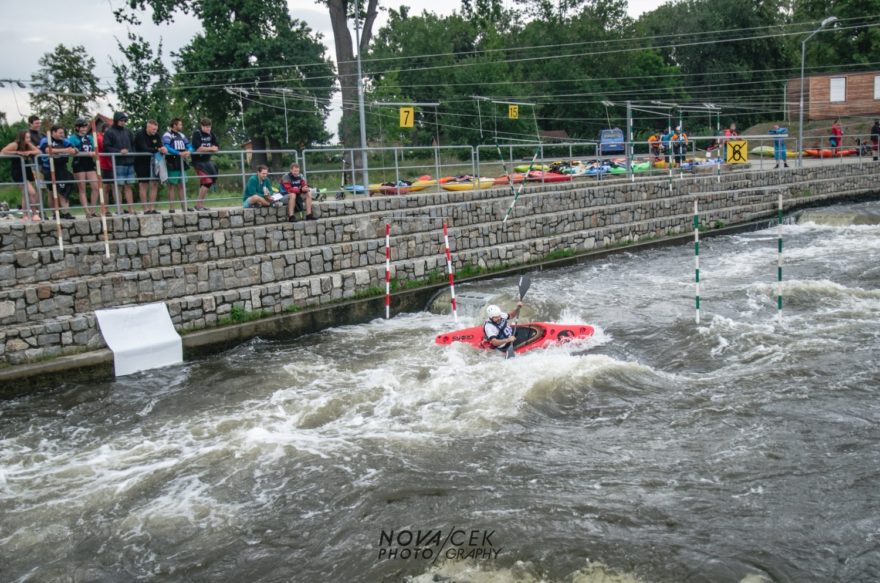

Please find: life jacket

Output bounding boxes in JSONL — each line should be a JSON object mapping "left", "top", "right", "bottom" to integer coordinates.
{"left": 281, "top": 172, "right": 308, "bottom": 194}
{"left": 484, "top": 316, "right": 512, "bottom": 350}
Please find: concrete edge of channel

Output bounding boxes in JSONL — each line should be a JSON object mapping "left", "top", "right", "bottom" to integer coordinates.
{"left": 0, "top": 194, "right": 863, "bottom": 393}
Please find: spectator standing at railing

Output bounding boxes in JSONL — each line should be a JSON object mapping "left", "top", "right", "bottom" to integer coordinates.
{"left": 95, "top": 118, "right": 114, "bottom": 215}
{"left": 162, "top": 118, "right": 194, "bottom": 213}
{"left": 671, "top": 126, "right": 688, "bottom": 167}
{"left": 38, "top": 125, "right": 77, "bottom": 220}
{"left": 871, "top": 119, "right": 880, "bottom": 162}
{"left": 68, "top": 118, "right": 101, "bottom": 217}
{"left": 190, "top": 118, "right": 220, "bottom": 212}
{"left": 1, "top": 130, "right": 42, "bottom": 220}
{"left": 242, "top": 165, "right": 273, "bottom": 208}
{"left": 102, "top": 112, "right": 137, "bottom": 214}
{"left": 26, "top": 115, "right": 44, "bottom": 196}
{"left": 768, "top": 124, "right": 789, "bottom": 169}
{"left": 134, "top": 120, "right": 167, "bottom": 214}
{"left": 830, "top": 120, "right": 842, "bottom": 157}
{"left": 660, "top": 127, "right": 673, "bottom": 163}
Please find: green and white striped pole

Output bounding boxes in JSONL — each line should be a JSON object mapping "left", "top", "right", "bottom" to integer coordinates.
{"left": 694, "top": 198, "right": 700, "bottom": 324}
{"left": 777, "top": 191, "right": 783, "bottom": 319}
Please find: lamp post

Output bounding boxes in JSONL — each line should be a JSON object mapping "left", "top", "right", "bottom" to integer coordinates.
{"left": 354, "top": 0, "right": 369, "bottom": 187}
{"left": 798, "top": 16, "right": 838, "bottom": 168}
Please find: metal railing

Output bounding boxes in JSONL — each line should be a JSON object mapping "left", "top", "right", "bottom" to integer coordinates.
{"left": 1, "top": 135, "right": 875, "bottom": 219}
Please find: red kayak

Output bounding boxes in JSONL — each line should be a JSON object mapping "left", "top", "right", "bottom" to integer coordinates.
{"left": 435, "top": 322, "right": 595, "bottom": 354}
{"left": 803, "top": 148, "right": 857, "bottom": 158}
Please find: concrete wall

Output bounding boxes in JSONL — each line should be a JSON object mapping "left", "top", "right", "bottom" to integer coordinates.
{"left": 1, "top": 164, "right": 878, "bottom": 367}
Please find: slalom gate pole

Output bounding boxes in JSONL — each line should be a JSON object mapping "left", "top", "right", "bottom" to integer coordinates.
{"left": 385, "top": 223, "right": 391, "bottom": 320}
{"left": 694, "top": 198, "right": 700, "bottom": 325}
{"left": 443, "top": 222, "right": 458, "bottom": 322}
{"left": 90, "top": 118, "right": 111, "bottom": 258}
{"left": 777, "top": 191, "right": 783, "bottom": 319}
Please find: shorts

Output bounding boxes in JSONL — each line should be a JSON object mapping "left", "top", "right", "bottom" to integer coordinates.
{"left": 195, "top": 162, "right": 218, "bottom": 186}
{"left": 101, "top": 167, "right": 114, "bottom": 182}
{"left": 134, "top": 161, "right": 156, "bottom": 180}
{"left": 278, "top": 193, "right": 304, "bottom": 212}
{"left": 829, "top": 137, "right": 839, "bottom": 148}
{"left": 10, "top": 160, "right": 34, "bottom": 183}
{"left": 72, "top": 158, "right": 97, "bottom": 173}
{"left": 166, "top": 170, "right": 183, "bottom": 186}
{"left": 115, "top": 164, "right": 136, "bottom": 185}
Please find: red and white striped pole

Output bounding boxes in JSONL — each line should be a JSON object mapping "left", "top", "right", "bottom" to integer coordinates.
{"left": 443, "top": 222, "right": 458, "bottom": 322}
{"left": 385, "top": 223, "right": 391, "bottom": 319}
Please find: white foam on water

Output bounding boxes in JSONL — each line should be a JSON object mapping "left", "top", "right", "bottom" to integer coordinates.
{"left": 409, "top": 559, "right": 647, "bottom": 583}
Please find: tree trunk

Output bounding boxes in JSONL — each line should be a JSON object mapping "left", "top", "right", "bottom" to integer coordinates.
{"left": 327, "top": 0, "right": 378, "bottom": 151}
{"left": 250, "top": 136, "right": 268, "bottom": 169}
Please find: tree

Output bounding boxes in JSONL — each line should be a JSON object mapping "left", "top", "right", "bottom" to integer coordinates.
{"left": 29, "top": 45, "right": 105, "bottom": 128}
{"left": 110, "top": 32, "right": 173, "bottom": 128}
{"left": 113, "top": 0, "right": 335, "bottom": 167}
{"left": 114, "top": 0, "right": 380, "bottom": 150}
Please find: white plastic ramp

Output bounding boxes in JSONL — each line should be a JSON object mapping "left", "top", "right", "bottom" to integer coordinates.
{"left": 95, "top": 302, "right": 183, "bottom": 376}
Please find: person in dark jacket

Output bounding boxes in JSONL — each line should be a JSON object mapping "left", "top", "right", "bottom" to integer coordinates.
{"left": 134, "top": 120, "right": 167, "bottom": 214}
{"left": 190, "top": 118, "right": 219, "bottom": 211}
{"left": 871, "top": 120, "right": 880, "bottom": 162}
{"left": 102, "top": 112, "right": 136, "bottom": 213}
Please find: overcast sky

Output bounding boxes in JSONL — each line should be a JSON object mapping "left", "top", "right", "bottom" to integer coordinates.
{"left": 0, "top": 0, "right": 654, "bottom": 137}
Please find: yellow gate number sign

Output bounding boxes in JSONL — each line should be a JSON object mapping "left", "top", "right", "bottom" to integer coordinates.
{"left": 725, "top": 140, "right": 748, "bottom": 164}
{"left": 399, "top": 107, "right": 414, "bottom": 128}
{"left": 508, "top": 105, "right": 519, "bottom": 120}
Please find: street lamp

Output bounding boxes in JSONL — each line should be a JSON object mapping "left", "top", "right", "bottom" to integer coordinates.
{"left": 798, "top": 16, "right": 838, "bottom": 168}
{"left": 354, "top": 0, "right": 369, "bottom": 187}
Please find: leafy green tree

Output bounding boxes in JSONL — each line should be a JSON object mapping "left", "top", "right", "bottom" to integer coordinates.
{"left": 113, "top": 0, "right": 335, "bottom": 167}
{"left": 792, "top": 0, "right": 880, "bottom": 68}
{"left": 29, "top": 45, "right": 105, "bottom": 128}
{"left": 110, "top": 31, "right": 172, "bottom": 128}
{"left": 637, "top": 0, "right": 794, "bottom": 130}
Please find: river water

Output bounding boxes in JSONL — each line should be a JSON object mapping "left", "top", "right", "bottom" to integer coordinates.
{"left": 2, "top": 202, "right": 879, "bottom": 583}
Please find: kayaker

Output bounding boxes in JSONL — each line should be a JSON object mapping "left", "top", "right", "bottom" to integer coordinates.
{"left": 483, "top": 302, "right": 523, "bottom": 350}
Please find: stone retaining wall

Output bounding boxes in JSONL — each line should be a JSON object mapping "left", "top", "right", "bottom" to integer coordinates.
{"left": 0, "top": 164, "right": 878, "bottom": 366}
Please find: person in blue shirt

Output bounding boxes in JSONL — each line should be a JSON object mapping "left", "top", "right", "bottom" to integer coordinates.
{"left": 162, "top": 118, "right": 194, "bottom": 213}
{"left": 768, "top": 125, "right": 789, "bottom": 169}
{"left": 38, "top": 125, "right": 77, "bottom": 219}
{"left": 242, "top": 165, "right": 273, "bottom": 208}
{"left": 68, "top": 118, "right": 101, "bottom": 217}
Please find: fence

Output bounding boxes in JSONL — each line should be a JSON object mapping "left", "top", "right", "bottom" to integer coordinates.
{"left": 1, "top": 133, "right": 876, "bottom": 218}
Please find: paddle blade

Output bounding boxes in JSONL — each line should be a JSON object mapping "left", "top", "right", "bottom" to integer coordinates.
{"left": 518, "top": 275, "right": 531, "bottom": 300}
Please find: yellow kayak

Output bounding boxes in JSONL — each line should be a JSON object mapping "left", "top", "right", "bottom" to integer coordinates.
{"left": 441, "top": 178, "right": 496, "bottom": 191}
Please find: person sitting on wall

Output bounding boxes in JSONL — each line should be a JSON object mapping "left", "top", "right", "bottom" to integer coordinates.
{"left": 242, "top": 165, "right": 273, "bottom": 208}
{"left": 278, "top": 163, "right": 316, "bottom": 221}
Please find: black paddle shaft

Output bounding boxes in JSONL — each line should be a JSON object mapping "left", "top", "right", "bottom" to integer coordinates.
{"left": 506, "top": 275, "right": 531, "bottom": 358}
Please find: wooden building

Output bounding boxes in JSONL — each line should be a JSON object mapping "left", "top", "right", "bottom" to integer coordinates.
{"left": 787, "top": 71, "right": 880, "bottom": 121}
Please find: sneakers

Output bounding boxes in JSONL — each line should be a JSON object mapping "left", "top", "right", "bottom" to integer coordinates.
{"left": 305, "top": 214, "right": 317, "bottom": 221}
{"left": 287, "top": 214, "right": 297, "bottom": 222}
{"left": 271, "top": 201, "right": 284, "bottom": 208}
{"left": 193, "top": 206, "right": 208, "bottom": 212}
{"left": 784, "top": 163, "right": 789, "bottom": 168}
{"left": 59, "top": 212, "right": 75, "bottom": 220}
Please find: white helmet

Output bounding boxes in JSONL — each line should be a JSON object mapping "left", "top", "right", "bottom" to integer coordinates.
{"left": 486, "top": 305, "right": 502, "bottom": 318}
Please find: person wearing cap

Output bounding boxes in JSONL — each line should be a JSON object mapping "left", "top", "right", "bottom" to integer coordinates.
{"left": 102, "top": 112, "right": 137, "bottom": 214}
{"left": 162, "top": 118, "right": 194, "bottom": 213}
{"left": 68, "top": 118, "right": 101, "bottom": 217}
{"left": 483, "top": 302, "right": 524, "bottom": 350}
